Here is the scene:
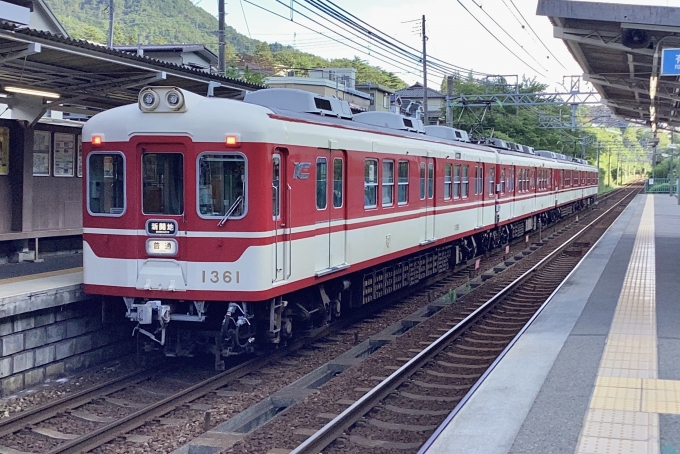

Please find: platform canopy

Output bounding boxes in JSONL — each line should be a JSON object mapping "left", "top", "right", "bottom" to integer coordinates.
{"left": 537, "top": 0, "right": 680, "bottom": 131}
{"left": 0, "top": 22, "right": 263, "bottom": 120}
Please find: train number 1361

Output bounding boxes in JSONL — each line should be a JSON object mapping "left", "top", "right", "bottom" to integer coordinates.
{"left": 201, "top": 270, "right": 241, "bottom": 284}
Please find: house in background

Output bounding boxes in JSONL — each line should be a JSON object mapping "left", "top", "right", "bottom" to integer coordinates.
{"left": 114, "top": 44, "right": 218, "bottom": 72}
{"left": 356, "top": 82, "right": 394, "bottom": 112}
{"left": 265, "top": 67, "right": 372, "bottom": 113}
{"left": 2, "top": 0, "right": 68, "bottom": 36}
{"left": 394, "top": 82, "right": 445, "bottom": 125}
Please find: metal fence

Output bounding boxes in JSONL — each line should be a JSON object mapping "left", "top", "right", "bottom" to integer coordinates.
{"left": 645, "top": 178, "right": 679, "bottom": 194}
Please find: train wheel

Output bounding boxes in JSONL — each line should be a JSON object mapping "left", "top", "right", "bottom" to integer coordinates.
{"left": 331, "top": 299, "right": 341, "bottom": 319}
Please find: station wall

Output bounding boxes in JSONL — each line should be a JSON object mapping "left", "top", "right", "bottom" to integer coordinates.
{"left": 0, "top": 119, "right": 82, "bottom": 236}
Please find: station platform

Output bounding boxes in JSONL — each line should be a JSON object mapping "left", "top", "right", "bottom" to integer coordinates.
{"left": 0, "top": 257, "right": 85, "bottom": 318}
{"left": 421, "top": 194, "right": 680, "bottom": 454}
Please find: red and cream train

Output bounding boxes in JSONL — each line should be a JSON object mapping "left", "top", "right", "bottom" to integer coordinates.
{"left": 82, "top": 87, "right": 597, "bottom": 362}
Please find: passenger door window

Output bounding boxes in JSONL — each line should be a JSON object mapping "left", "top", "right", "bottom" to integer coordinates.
{"left": 144, "top": 153, "right": 184, "bottom": 215}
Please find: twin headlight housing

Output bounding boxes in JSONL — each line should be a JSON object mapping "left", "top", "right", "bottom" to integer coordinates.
{"left": 139, "top": 87, "right": 185, "bottom": 112}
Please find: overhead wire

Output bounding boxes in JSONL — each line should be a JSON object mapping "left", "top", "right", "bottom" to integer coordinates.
{"left": 239, "top": 0, "right": 253, "bottom": 38}
{"left": 242, "top": 0, "right": 434, "bottom": 82}
{"left": 304, "top": 0, "right": 492, "bottom": 77}
{"left": 507, "top": 0, "right": 567, "bottom": 70}
{"left": 464, "top": 0, "right": 549, "bottom": 72}
{"left": 455, "top": 0, "right": 546, "bottom": 77}
{"left": 288, "top": 0, "right": 450, "bottom": 84}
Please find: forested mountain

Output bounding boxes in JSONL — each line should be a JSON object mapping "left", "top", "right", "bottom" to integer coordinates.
{"left": 45, "top": 0, "right": 407, "bottom": 88}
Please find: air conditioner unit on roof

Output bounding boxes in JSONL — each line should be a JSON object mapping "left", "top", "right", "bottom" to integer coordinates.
{"left": 243, "top": 88, "right": 352, "bottom": 119}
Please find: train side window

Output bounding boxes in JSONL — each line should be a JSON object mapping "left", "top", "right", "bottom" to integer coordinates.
{"left": 144, "top": 153, "right": 184, "bottom": 215}
{"left": 489, "top": 167, "right": 495, "bottom": 196}
{"left": 87, "top": 152, "right": 125, "bottom": 216}
{"left": 517, "top": 168, "right": 522, "bottom": 193}
{"left": 397, "top": 161, "right": 409, "bottom": 205}
{"left": 462, "top": 165, "right": 469, "bottom": 198}
{"left": 500, "top": 168, "right": 506, "bottom": 194}
{"left": 382, "top": 160, "right": 394, "bottom": 207}
{"left": 333, "top": 158, "right": 343, "bottom": 208}
{"left": 427, "top": 163, "right": 434, "bottom": 199}
{"left": 272, "top": 155, "right": 280, "bottom": 218}
{"left": 419, "top": 163, "right": 426, "bottom": 200}
{"left": 474, "top": 166, "right": 482, "bottom": 195}
{"left": 453, "top": 164, "right": 461, "bottom": 199}
{"left": 365, "top": 159, "right": 378, "bottom": 208}
{"left": 198, "top": 153, "right": 245, "bottom": 218}
{"left": 444, "top": 163, "right": 452, "bottom": 200}
{"left": 531, "top": 169, "right": 536, "bottom": 190}
{"left": 316, "top": 157, "right": 327, "bottom": 210}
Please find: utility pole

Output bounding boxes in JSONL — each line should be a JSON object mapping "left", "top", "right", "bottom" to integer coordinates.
{"left": 107, "top": 0, "right": 114, "bottom": 49}
{"left": 422, "top": 15, "right": 428, "bottom": 125}
{"left": 608, "top": 148, "right": 611, "bottom": 187}
{"left": 218, "top": 0, "right": 226, "bottom": 76}
{"left": 596, "top": 141, "right": 601, "bottom": 191}
{"left": 446, "top": 75, "right": 453, "bottom": 127}
{"left": 581, "top": 134, "right": 586, "bottom": 160}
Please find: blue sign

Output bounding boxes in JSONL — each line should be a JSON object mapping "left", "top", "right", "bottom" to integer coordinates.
{"left": 661, "top": 48, "right": 680, "bottom": 76}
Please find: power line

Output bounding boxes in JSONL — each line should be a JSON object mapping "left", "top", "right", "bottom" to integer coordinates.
{"left": 464, "top": 0, "right": 549, "bottom": 73}
{"left": 507, "top": 0, "right": 567, "bottom": 70}
{"left": 289, "top": 0, "right": 451, "bottom": 83}
{"left": 239, "top": 0, "right": 253, "bottom": 38}
{"left": 306, "top": 0, "right": 492, "bottom": 77}
{"left": 242, "top": 0, "right": 433, "bottom": 83}
{"left": 455, "top": 0, "right": 545, "bottom": 77}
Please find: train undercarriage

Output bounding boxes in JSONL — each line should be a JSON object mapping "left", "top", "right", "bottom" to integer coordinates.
{"left": 123, "top": 199, "right": 593, "bottom": 367}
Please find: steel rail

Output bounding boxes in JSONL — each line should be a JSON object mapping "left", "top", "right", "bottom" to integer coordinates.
{"left": 46, "top": 355, "right": 270, "bottom": 453}
{"left": 0, "top": 366, "right": 168, "bottom": 438}
{"left": 290, "top": 187, "right": 639, "bottom": 454}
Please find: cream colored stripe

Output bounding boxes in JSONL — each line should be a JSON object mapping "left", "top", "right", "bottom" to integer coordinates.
{"left": 576, "top": 196, "right": 660, "bottom": 454}
{"left": 0, "top": 267, "right": 83, "bottom": 286}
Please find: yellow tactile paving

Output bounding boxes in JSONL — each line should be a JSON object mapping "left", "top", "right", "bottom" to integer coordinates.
{"left": 575, "top": 197, "right": 668, "bottom": 454}
{"left": 0, "top": 267, "right": 82, "bottom": 286}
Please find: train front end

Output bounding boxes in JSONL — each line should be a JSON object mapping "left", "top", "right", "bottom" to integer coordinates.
{"left": 82, "top": 87, "right": 278, "bottom": 364}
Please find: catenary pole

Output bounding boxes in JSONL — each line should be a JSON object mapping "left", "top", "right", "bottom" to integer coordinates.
{"left": 107, "top": 0, "right": 114, "bottom": 49}
{"left": 422, "top": 15, "right": 428, "bottom": 125}
{"left": 446, "top": 75, "right": 453, "bottom": 127}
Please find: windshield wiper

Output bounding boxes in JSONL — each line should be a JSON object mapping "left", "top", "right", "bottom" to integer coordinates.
{"left": 217, "top": 195, "right": 244, "bottom": 227}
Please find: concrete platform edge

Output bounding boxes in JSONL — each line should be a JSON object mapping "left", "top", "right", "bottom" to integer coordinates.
{"left": 422, "top": 196, "right": 642, "bottom": 454}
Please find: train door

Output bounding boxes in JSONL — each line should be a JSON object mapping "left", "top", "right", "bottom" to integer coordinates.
{"left": 476, "top": 162, "right": 484, "bottom": 228}
{"left": 422, "top": 156, "right": 435, "bottom": 244}
{"left": 137, "top": 143, "right": 187, "bottom": 291}
{"left": 272, "top": 150, "right": 290, "bottom": 282}
{"left": 314, "top": 143, "right": 347, "bottom": 274}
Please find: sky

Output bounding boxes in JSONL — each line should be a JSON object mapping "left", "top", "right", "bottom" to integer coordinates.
{"left": 198, "top": 0, "right": 680, "bottom": 92}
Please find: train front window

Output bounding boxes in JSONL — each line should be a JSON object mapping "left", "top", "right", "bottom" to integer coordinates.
{"left": 88, "top": 153, "right": 125, "bottom": 216}
{"left": 143, "top": 153, "right": 184, "bottom": 215}
{"left": 197, "top": 154, "right": 246, "bottom": 218}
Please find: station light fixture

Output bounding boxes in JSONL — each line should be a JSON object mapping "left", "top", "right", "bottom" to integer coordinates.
{"left": 4, "top": 86, "right": 60, "bottom": 99}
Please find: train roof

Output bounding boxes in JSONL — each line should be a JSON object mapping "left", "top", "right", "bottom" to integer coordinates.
{"left": 83, "top": 87, "right": 596, "bottom": 171}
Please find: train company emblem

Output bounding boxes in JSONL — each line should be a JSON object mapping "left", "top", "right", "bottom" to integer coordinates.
{"left": 293, "top": 162, "right": 311, "bottom": 179}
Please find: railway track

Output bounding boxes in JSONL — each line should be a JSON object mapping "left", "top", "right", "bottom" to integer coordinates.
{"left": 284, "top": 187, "right": 640, "bottom": 454}
{"left": 0, "top": 188, "right": 631, "bottom": 454}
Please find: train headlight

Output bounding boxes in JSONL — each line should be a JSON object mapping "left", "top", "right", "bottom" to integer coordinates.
{"left": 165, "top": 89, "right": 184, "bottom": 110}
{"left": 139, "top": 88, "right": 160, "bottom": 111}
